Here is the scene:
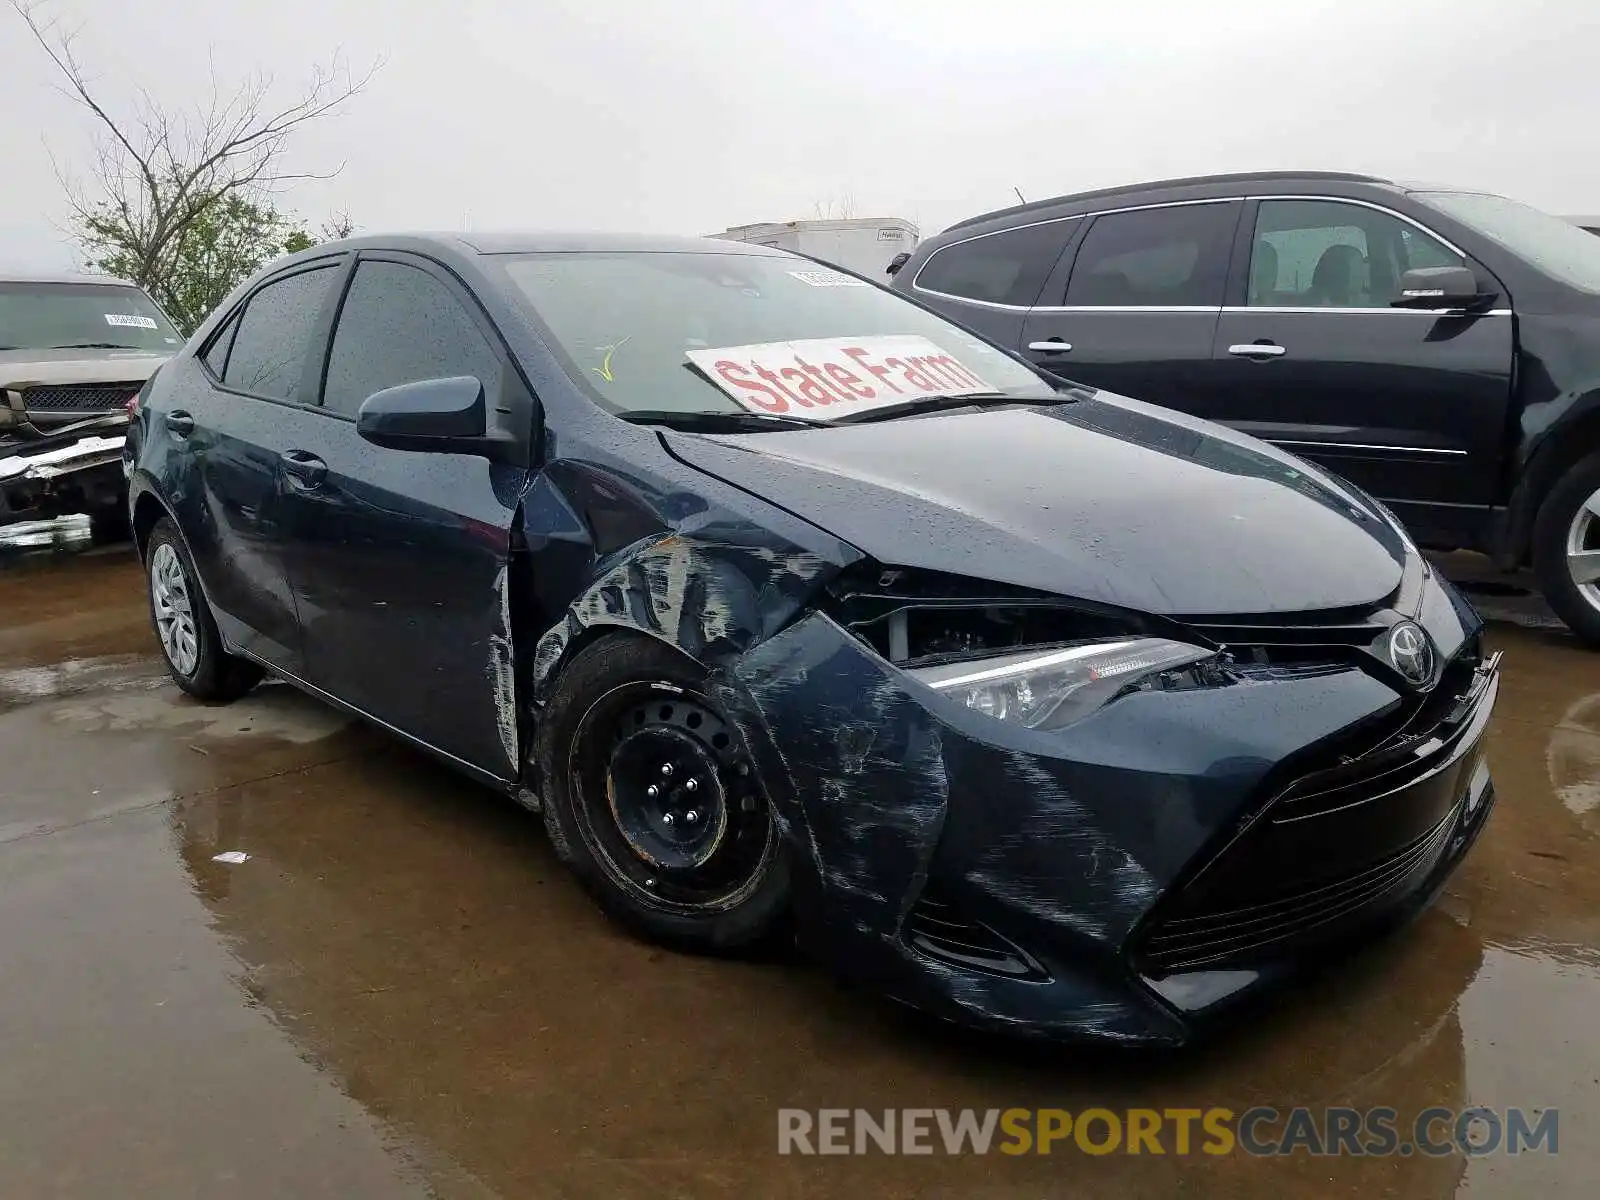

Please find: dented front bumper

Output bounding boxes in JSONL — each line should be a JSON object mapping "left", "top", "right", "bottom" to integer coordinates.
{"left": 0, "top": 416, "right": 128, "bottom": 528}
{"left": 719, "top": 611, "right": 1498, "bottom": 1046}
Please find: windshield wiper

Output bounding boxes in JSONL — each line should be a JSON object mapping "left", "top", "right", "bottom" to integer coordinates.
{"left": 619, "top": 409, "right": 822, "bottom": 433}
{"left": 47, "top": 342, "right": 148, "bottom": 350}
{"left": 830, "top": 391, "right": 1077, "bottom": 425}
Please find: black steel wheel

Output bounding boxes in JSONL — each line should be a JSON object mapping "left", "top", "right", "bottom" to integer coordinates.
{"left": 538, "top": 634, "right": 789, "bottom": 951}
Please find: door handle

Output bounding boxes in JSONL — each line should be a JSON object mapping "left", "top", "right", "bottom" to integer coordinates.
{"left": 279, "top": 450, "right": 328, "bottom": 487}
{"left": 166, "top": 410, "right": 195, "bottom": 437}
{"left": 1228, "top": 342, "right": 1287, "bottom": 360}
{"left": 1027, "top": 340, "right": 1073, "bottom": 354}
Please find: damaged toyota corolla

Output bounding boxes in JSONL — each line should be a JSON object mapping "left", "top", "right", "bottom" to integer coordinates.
{"left": 126, "top": 233, "right": 1500, "bottom": 1045}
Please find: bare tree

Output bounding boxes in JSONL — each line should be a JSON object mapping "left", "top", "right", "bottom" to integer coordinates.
{"left": 320, "top": 209, "right": 357, "bottom": 241}
{"left": 811, "top": 193, "right": 861, "bottom": 220}
{"left": 10, "top": 0, "right": 377, "bottom": 294}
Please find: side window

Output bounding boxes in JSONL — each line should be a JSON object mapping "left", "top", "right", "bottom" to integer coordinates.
{"left": 321, "top": 261, "right": 501, "bottom": 419}
{"left": 201, "top": 311, "right": 240, "bottom": 377}
{"left": 1399, "top": 225, "right": 1462, "bottom": 271}
{"left": 1248, "top": 200, "right": 1463, "bottom": 308}
{"left": 1064, "top": 204, "right": 1236, "bottom": 307}
{"left": 915, "top": 221, "right": 1076, "bottom": 307}
{"left": 222, "top": 266, "right": 338, "bottom": 400}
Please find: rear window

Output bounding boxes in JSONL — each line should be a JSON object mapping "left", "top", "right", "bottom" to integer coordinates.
{"left": 221, "top": 266, "right": 338, "bottom": 401}
{"left": 913, "top": 221, "right": 1076, "bottom": 307}
{"left": 0, "top": 282, "right": 181, "bottom": 353}
{"left": 1064, "top": 203, "right": 1238, "bottom": 307}
{"left": 497, "top": 251, "right": 1054, "bottom": 417}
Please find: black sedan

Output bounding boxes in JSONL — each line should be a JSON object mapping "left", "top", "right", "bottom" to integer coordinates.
{"left": 125, "top": 233, "right": 1500, "bottom": 1044}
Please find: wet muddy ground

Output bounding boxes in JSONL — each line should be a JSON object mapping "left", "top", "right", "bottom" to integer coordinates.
{"left": 1, "top": 546, "right": 1596, "bottom": 1198}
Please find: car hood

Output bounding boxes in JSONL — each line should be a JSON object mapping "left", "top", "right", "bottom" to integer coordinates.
{"left": 0, "top": 347, "right": 169, "bottom": 388}
{"left": 664, "top": 393, "right": 1410, "bottom": 617}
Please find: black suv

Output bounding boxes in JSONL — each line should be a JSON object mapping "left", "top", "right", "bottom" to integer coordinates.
{"left": 892, "top": 171, "right": 1600, "bottom": 643}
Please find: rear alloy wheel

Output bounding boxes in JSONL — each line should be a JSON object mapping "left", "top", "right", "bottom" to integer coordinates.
{"left": 538, "top": 635, "right": 789, "bottom": 951}
{"left": 1534, "top": 452, "right": 1600, "bottom": 646}
{"left": 150, "top": 540, "right": 200, "bottom": 677}
{"left": 144, "top": 518, "right": 264, "bottom": 701}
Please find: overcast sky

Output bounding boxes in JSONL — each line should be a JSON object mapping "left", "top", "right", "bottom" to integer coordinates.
{"left": 1, "top": 0, "right": 1596, "bottom": 271}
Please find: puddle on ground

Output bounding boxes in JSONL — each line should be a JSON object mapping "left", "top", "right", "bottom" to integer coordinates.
{"left": 0, "top": 654, "right": 162, "bottom": 710}
{"left": 1549, "top": 690, "right": 1600, "bottom": 827}
{"left": 48, "top": 679, "right": 352, "bottom": 743}
{"left": 1, "top": 546, "right": 1599, "bottom": 1197}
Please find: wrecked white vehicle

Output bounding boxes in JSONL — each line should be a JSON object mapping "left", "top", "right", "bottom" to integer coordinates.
{"left": 1, "top": 273, "right": 177, "bottom": 540}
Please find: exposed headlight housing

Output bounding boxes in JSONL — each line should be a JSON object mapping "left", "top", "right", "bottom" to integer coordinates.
{"left": 907, "top": 637, "right": 1215, "bottom": 730}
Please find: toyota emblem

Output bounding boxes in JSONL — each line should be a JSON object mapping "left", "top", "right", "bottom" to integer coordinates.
{"left": 1387, "top": 621, "right": 1434, "bottom": 687}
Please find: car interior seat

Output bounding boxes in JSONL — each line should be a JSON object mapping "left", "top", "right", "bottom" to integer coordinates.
{"left": 1307, "top": 243, "right": 1369, "bottom": 307}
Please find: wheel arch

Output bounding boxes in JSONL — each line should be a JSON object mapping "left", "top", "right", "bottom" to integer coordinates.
{"left": 129, "top": 478, "right": 177, "bottom": 564}
{"left": 128, "top": 480, "right": 229, "bottom": 638}
{"left": 528, "top": 532, "right": 838, "bottom": 707}
{"left": 522, "top": 532, "right": 841, "bottom": 797}
{"left": 1501, "top": 402, "right": 1600, "bottom": 566}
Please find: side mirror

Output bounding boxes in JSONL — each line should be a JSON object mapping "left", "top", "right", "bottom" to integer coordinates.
{"left": 886, "top": 251, "right": 911, "bottom": 277}
{"left": 356, "top": 376, "right": 487, "bottom": 453}
{"left": 1391, "top": 266, "right": 1492, "bottom": 311}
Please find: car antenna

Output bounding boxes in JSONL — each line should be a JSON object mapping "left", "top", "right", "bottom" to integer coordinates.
{"left": 1013, "top": 186, "right": 1026, "bottom": 204}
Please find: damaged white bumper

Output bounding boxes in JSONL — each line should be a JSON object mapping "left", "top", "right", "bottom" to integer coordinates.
{"left": 0, "top": 420, "right": 129, "bottom": 536}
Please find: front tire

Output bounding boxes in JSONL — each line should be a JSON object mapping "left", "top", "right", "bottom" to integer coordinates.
{"left": 537, "top": 633, "right": 790, "bottom": 952}
{"left": 144, "top": 518, "right": 264, "bottom": 700}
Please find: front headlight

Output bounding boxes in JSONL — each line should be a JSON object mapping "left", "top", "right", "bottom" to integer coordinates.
{"left": 907, "top": 637, "right": 1215, "bottom": 731}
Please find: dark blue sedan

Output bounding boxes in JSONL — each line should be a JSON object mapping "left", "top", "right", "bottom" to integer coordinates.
{"left": 125, "top": 233, "right": 1500, "bottom": 1044}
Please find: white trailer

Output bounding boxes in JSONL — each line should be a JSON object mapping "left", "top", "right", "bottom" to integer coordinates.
{"left": 711, "top": 217, "right": 919, "bottom": 280}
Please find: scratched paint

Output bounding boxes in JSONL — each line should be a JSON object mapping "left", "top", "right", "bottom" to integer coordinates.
{"left": 531, "top": 530, "right": 832, "bottom": 701}
{"left": 488, "top": 564, "right": 519, "bottom": 771}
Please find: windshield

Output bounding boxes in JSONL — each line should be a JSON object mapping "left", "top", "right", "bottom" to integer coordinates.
{"left": 497, "top": 251, "right": 1056, "bottom": 419}
{"left": 0, "top": 282, "right": 181, "bottom": 352}
{"left": 1415, "top": 191, "right": 1600, "bottom": 293}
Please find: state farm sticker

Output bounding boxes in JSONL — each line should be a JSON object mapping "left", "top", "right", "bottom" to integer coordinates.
{"left": 685, "top": 335, "right": 995, "bottom": 419}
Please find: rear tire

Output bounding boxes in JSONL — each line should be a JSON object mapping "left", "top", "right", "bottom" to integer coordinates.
{"left": 144, "top": 518, "right": 264, "bottom": 700}
{"left": 1533, "top": 451, "right": 1600, "bottom": 646}
{"left": 537, "top": 633, "right": 790, "bottom": 952}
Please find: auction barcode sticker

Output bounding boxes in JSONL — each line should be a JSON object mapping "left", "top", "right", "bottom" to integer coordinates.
{"left": 105, "top": 313, "right": 158, "bottom": 329}
{"left": 685, "top": 335, "right": 994, "bottom": 419}
{"left": 788, "top": 269, "right": 867, "bottom": 287}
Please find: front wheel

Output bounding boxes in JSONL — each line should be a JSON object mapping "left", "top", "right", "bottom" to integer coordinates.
{"left": 1533, "top": 452, "right": 1600, "bottom": 646}
{"left": 537, "top": 633, "right": 790, "bottom": 952}
{"left": 144, "top": 518, "right": 264, "bottom": 700}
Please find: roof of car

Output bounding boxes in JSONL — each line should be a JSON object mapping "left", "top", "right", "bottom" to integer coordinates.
{"left": 945, "top": 170, "right": 1396, "bottom": 233}
{"left": 0, "top": 270, "right": 140, "bottom": 287}
{"left": 310, "top": 231, "right": 795, "bottom": 257}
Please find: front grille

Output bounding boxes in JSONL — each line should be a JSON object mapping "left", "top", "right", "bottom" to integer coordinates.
{"left": 1271, "top": 654, "right": 1479, "bottom": 820}
{"left": 905, "top": 888, "right": 1048, "bottom": 981}
{"left": 1188, "top": 613, "right": 1388, "bottom": 670}
{"left": 1140, "top": 810, "right": 1458, "bottom": 974}
{"left": 1136, "top": 649, "right": 1494, "bottom": 978}
{"left": 22, "top": 383, "right": 140, "bottom": 414}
